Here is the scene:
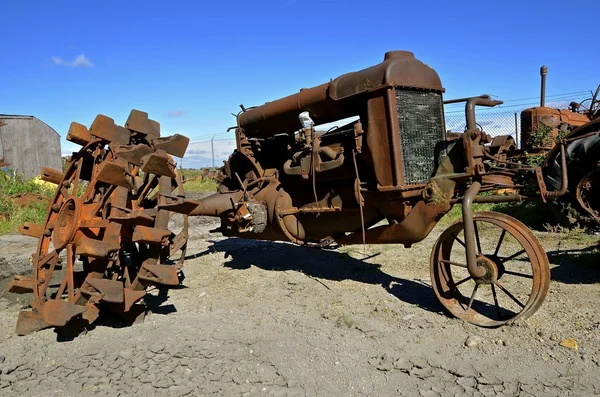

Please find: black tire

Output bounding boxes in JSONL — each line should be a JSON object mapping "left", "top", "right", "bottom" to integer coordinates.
{"left": 544, "top": 130, "right": 600, "bottom": 226}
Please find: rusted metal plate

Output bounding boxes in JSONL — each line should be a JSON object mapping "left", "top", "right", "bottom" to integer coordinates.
{"left": 152, "top": 134, "right": 190, "bottom": 158}
{"left": 42, "top": 300, "right": 87, "bottom": 327}
{"left": 132, "top": 225, "right": 171, "bottom": 245}
{"left": 125, "top": 109, "right": 160, "bottom": 137}
{"left": 8, "top": 275, "right": 34, "bottom": 294}
{"left": 111, "top": 144, "right": 153, "bottom": 166}
{"left": 75, "top": 236, "right": 120, "bottom": 259}
{"left": 140, "top": 150, "right": 176, "bottom": 178}
{"left": 40, "top": 166, "right": 64, "bottom": 185}
{"left": 15, "top": 310, "right": 48, "bottom": 336}
{"left": 139, "top": 263, "right": 179, "bottom": 286}
{"left": 19, "top": 223, "right": 44, "bottom": 238}
{"left": 86, "top": 278, "right": 125, "bottom": 303}
{"left": 96, "top": 161, "right": 134, "bottom": 189}
{"left": 124, "top": 288, "right": 146, "bottom": 312}
{"left": 90, "top": 114, "right": 131, "bottom": 144}
{"left": 66, "top": 122, "right": 92, "bottom": 146}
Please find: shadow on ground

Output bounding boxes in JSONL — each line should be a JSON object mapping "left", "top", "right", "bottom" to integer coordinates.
{"left": 193, "top": 238, "right": 447, "bottom": 315}
{"left": 548, "top": 242, "right": 600, "bottom": 284}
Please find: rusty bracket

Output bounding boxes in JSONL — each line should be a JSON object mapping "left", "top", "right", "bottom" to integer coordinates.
{"left": 535, "top": 168, "right": 548, "bottom": 203}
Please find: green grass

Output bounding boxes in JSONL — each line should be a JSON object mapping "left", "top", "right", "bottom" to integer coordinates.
{"left": 183, "top": 178, "right": 219, "bottom": 192}
{"left": 0, "top": 171, "right": 55, "bottom": 235}
{"left": 440, "top": 199, "right": 584, "bottom": 232}
{"left": 180, "top": 168, "right": 221, "bottom": 192}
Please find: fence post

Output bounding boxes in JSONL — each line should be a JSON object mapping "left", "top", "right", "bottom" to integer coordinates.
{"left": 514, "top": 113, "right": 519, "bottom": 148}
{"left": 211, "top": 134, "right": 216, "bottom": 169}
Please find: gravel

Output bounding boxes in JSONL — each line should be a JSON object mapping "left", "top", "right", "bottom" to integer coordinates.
{"left": 0, "top": 218, "right": 599, "bottom": 396}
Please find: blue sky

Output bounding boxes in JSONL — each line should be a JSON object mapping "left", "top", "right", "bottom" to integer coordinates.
{"left": 1, "top": 0, "right": 599, "bottom": 167}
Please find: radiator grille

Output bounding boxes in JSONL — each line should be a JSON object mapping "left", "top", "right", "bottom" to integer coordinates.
{"left": 396, "top": 89, "right": 446, "bottom": 184}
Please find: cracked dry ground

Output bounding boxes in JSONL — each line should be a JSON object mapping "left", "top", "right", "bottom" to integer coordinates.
{"left": 0, "top": 215, "right": 600, "bottom": 396}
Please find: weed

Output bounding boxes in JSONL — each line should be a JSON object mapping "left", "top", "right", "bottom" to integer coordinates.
{"left": 339, "top": 313, "right": 354, "bottom": 329}
{"left": 529, "top": 124, "right": 553, "bottom": 147}
{"left": 0, "top": 171, "right": 55, "bottom": 235}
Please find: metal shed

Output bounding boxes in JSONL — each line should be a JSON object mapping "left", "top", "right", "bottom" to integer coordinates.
{"left": 0, "top": 115, "right": 62, "bottom": 179}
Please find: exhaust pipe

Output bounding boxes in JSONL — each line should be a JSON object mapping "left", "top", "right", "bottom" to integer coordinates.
{"left": 540, "top": 65, "right": 547, "bottom": 107}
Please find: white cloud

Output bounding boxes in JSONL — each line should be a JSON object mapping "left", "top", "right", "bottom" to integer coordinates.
{"left": 182, "top": 139, "right": 236, "bottom": 168}
{"left": 168, "top": 110, "right": 185, "bottom": 117}
{"left": 52, "top": 53, "right": 94, "bottom": 68}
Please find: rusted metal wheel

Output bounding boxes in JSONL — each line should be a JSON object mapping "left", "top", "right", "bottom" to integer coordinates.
{"left": 10, "top": 110, "right": 191, "bottom": 335}
{"left": 430, "top": 211, "right": 550, "bottom": 327}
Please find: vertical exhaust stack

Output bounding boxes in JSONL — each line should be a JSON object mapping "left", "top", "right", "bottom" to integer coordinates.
{"left": 540, "top": 65, "right": 548, "bottom": 107}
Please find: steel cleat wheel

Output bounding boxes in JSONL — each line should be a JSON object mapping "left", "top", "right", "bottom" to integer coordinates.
{"left": 10, "top": 110, "right": 190, "bottom": 335}
{"left": 430, "top": 211, "right": 550, "bottom": 327}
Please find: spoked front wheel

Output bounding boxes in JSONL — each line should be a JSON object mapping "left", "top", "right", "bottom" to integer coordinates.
{"left": 431, "top": 211, "right": 550, "bottom": 327}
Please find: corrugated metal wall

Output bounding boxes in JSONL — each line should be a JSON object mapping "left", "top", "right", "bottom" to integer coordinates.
{"left": 0, "top": 116, "right": 62, "bottom": 179}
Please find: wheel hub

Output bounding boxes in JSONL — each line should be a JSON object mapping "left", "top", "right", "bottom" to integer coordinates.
{"left": 52, "top": 197, "right": 81, "bottom": 250}
{"left": 474, "top": 256, "right": 498, "bottom": 285}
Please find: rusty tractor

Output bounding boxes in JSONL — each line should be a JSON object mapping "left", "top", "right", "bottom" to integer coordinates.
{"left": 10, "top": 51, "right": 598, "bottom": 335}
{"left": 503, "top": 68, "right": 600, "bottom": 226}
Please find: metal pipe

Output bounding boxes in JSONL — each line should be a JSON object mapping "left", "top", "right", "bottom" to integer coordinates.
{"left": 189, "top": 191, "right": 243, "bottom": 217}
{"left": 462, "top": 181, "right": 486, "bottom": 278}
{"left": 465, "top": 96, "right": 504, "bottom": 131}
{"left": 443, "top": 94, "right": 490, "bottom": 105}
{"left": 540, "top": 66, "right": 548, "bottom": 107}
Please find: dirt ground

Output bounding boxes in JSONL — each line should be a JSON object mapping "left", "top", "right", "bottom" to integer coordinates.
{"left": 0, "top": 206, "right": 600, "bottom": 396}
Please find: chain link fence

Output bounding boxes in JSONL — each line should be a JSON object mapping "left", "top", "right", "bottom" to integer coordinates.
{"left": 445, "top": 109, "right": 522, "bottom": 146}
{"left": 183, "top": 109, "right": 527, "bottom": 168}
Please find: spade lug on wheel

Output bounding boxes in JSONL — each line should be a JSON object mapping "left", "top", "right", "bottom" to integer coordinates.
{"left": 42, "top": 300, "right": 87, "bottom": 327}
{"left": 90, "top": 115, "right": 131, "bottom": 145}
{"left": 140, "top": 150, "right": 176, "bottom": 178}
{"left": 66, "top": 122, "right": 92, "bottom": 146}
{"left": 139, "top": 263, "right": 180, "bottom": 287}
{"left": 151, "top": 134, "right": 190, "bottom": 158}
{"left": 125, "top": 109, "right": 160, "bottom": 137}
{"left": 15, "top": 310, "right": 49, "bottom": 336}
{"left": 132, "top": 226, "right": 171, "bottom": 245}
{"left": 96, "top": 162, "right": 134, "bottom": 189}
{"left": 124, "top": 288, "right": 147, "bottom": 312}
{"left": 85, "top": 278, "right": 125, "bottom": 303}
{"left": 8, "top": 275, "right": 35, "bottom": 294}
{"left": 111, "top": 143, "right": 154, "bottom": 167}
{"left": 40, "top": 167, "right": 64, "bottom": 185}
{"left": 19, "top": 223, "right": 44, "bottom": 239}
